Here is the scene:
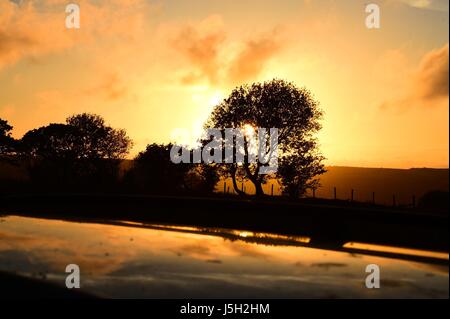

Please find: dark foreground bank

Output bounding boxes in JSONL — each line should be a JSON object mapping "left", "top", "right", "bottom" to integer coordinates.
{"left": 0, "top": 193, "right": 447, "bottom": 252}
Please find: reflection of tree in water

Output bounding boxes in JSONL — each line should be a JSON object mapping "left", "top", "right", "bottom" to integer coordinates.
{"left": 174, "top": 226, "right": 311, "bottom": 248}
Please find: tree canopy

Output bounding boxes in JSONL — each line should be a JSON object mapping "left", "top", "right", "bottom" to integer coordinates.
{"left": 21, "top": 113, "right": 132, "bottom": 161}
{"left": 19, "top": 113, "right": 132, "bottom": 190}
{"left": 205, "top": 79, "right": 325, "bottom": 197}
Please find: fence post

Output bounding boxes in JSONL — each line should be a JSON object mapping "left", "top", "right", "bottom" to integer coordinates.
{"left": 351, "top": 189, "right": 354, "bottom": 202}
{"left": 223, "top": 182, "right": 226, "bottom": 194}
{"left": 271, "top": 184, "right": 274, "bottom": 196}
{"left": 334, "top": 187, "right": 337, "bottom": 200}
{"left": 312, "top": 188, "right": 316, "bottom": 198}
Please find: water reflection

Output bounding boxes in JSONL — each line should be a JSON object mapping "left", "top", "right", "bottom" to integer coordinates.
{"left": 98, "top": 220, "right": 449, "bottom": 265}
{"left": 0, "top": 216, "right": 448, "bottom": 298}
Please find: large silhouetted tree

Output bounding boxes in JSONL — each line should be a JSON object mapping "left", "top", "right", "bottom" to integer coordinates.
{"left": 205, "top": 79, "right": 325, "bottom": 197}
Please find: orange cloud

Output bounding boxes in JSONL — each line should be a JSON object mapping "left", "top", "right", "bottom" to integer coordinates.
{"left": 0, "top": 0, "right": 154, "bottom": 70}
{"left": 84, "top": 73, "right": 128, "bottom": 101}
{"left": 0, "top": 30, "right": 35, "bottom": 67}
{"left": 227, "top": 31, "right": 281, "bottom": 84}
{"left": 172, "top": 15, "right": 226, "bottom": 85}
{"left": 398, "top": 0, "right": 449, "bottom": 11}
{"left": 415, "top": 43, "right": 449, "bottom": 101}
{"left": 380, "top": 43, "right": 449, "bottom": 109}
{"left": 171, "top": 16, "right": 283, "bottom": 86}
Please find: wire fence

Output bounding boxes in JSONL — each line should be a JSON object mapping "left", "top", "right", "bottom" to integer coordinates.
{"left": 220, "top": 180, "right": 418, "bottom": 208}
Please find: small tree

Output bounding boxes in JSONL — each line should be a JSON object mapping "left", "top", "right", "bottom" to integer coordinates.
{"left": 128, "top": 143, "right": 220, "bottom": 195}
{"left": 277, "top": 140, "right": 326, "bottom": 198}
{"left": 131, "top": 143, "right": 192, "bottom": 193}
{"left": 185, "top": 163, "right": 221, "bottom": 194}
{"left": 205, "top": 79, "right": 325, "bottom": 197}
{"left": 0, "top": 118, "right": 16, "bottom": 160}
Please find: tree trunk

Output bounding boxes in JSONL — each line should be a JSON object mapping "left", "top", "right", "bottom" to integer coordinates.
{"left": 253, "top": 180, "right": 264, "bottom": 196}
{"left": 241, "top": 135, "right": 264, "bottom": 197}
{"left": 231, "top": 166, "right": 245, "bottom": 196}
{"left": 243, "top": 166, "right": 264, "bottom": 196}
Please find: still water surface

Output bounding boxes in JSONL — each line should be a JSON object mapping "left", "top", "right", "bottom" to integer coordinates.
{"left": 0, "top": 215, "right": 448, "bottom": 298}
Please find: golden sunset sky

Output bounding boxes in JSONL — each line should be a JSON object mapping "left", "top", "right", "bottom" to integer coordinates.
{"left": 0, "top": 0, "right": 448, "bottom": 168}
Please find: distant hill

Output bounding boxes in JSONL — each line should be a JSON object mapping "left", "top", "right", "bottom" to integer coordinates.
{"left": 306, "top": 166, "right": 449, "bottom": 206}
{"left": 223, "top": 166, "right": 449, "bottom": 206}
